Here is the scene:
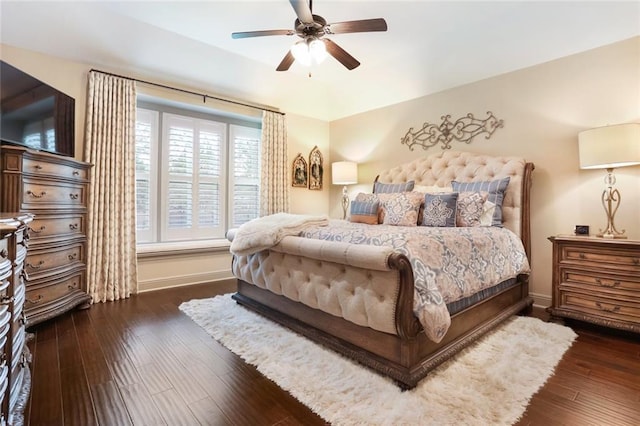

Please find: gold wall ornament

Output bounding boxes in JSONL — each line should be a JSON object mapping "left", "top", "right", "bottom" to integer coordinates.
{"left": 291, "top": 153, "right": 308, "bottom": 188}
{"left": 308, "top": 146, "right": 323, "bottom": 190}
{"left": 401, "top": 111, "right": 504, "bottom": 151}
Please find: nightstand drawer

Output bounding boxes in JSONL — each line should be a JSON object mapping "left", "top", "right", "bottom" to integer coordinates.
{"left": 561, "top": 245, "right": 640, "bottom": 270}
{"left": 549, "top": 235, "right": 640, "bottom": 333}
{"left": 560, "top": 268, "right": 640, "bottom": 294}
{"left": 560, "top": 291, "right": 640, "bottom": 323}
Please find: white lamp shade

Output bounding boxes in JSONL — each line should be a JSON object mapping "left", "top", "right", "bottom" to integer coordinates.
{"left": 332, "top": 161, "right": 358, "bottom": 185}
{"left": 578, "top": 123, "right": 640, "bottom": 169}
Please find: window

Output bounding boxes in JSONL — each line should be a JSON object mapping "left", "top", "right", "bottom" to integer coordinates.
{"left": 135, "top": 105, "right": 261, "bottom": 245}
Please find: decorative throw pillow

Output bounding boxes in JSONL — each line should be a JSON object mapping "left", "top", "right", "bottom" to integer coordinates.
{"left": 456, "top": 192, "right": 488, "bottom": 227}
{"left": 451, "top": 177, "right": 510, "bottom": 226}
{"left": 349, "top": 200, "right": 379, "bottom": 225}
{"left": 381, "top": 192, "right": 423, "bottom": 226}
{"left": 355, "top": 192, "right": 383, "bottom": 223}
{"left": 373, "top": 180, "right": 415, "bottom": 194}
{"left": 422, "top": 192, "right": 458, "bottom": 227}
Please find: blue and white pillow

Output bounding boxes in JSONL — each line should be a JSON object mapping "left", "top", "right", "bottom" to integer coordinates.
{"left": 373, "top": 180, "right": 415, "bottom": 194}
{"left": 422, "top": 193, "right": 458, "bottom": 227}
{"left": 350, "top": 200, "right": 379, "bottom": 225}
{"left": 451, "top": 177, "right": 510, "bottom": 226}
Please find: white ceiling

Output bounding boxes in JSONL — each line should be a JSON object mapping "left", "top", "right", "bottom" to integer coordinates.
{"left": 1, "top": 1, "right": 639, "bottom": 121}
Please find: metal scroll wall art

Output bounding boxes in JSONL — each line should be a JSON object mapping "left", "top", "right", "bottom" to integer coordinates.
{"left": 400, "top": 111, "right": 504, "bottom": 151}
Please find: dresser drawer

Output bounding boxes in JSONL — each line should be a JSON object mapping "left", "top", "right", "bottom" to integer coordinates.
{"left": 27, "top": 214, "right": 85, "bottom": 243}
{"left": 21, "top": 178, "right": 86, "bottom": 210}
{"left": 25, "top": 270, "right": 85, "bottom": 310}
{"left": 23, "top": 157, "right": 89, "bottom": 181}
{"left": 24, "top": 242, "right": 84, "bottom": 280}
{"left": 561, "top": 245, "right": 640, "bottom": 271}
{"left": 560, "top": 291, "right": 640, "bottom": 323}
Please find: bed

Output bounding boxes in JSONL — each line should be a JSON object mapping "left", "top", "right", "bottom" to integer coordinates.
{"left": 229, "top": 150, "right": 534, "bottom": 389}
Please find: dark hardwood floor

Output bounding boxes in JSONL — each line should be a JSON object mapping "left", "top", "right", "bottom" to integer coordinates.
{"left": 24, "top": 280, "right": 640, "bottom": 425}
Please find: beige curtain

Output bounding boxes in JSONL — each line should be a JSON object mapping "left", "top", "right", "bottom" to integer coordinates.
{"left": 84, "top": 71, "right": 138, "bottom": 302}
{"left": 260, "top": 111, "right": 289, "bottom": 215}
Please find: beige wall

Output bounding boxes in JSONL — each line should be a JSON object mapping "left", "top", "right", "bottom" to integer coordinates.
{"left": 329, "top": 37, "right": 640, "bottom": 306}
{"left": 0, "top": 44, "right": 330, "bottom": 292}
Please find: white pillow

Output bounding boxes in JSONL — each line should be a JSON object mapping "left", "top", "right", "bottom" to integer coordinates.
{"left": 480, "top": 200, "right": 496, "bottom": 226}
{"left": 414, "top": 185, "right": 453, "bottom": 194}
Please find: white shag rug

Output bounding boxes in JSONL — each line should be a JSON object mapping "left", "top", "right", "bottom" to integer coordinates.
{"left": 179, "top": 294, "right": 577, "bottom": 426}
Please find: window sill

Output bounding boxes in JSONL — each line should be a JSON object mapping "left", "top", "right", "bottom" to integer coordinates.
{"left": 137, "top": 239, "right": 231, "bottom": 259}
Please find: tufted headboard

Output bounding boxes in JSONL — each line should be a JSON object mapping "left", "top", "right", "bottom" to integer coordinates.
{"left": 375, "top": 151, "right": 534, "bottom": 256}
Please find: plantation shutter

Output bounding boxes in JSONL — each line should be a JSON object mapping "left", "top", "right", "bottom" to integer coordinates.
{"left": 229, "top": 125, "right": 261, "bottom": 228}
{"left": 134, "top": 109, "right": 158, "bottom": 243}
{"left": 162, "top": 113, "right": 226, "bottom": 240}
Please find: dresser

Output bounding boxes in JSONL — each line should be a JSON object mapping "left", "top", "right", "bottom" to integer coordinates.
{"left": 548, "top": 235, "right": 640, "bottom": 333}
{"left": 0, "top": 213, "right": 33, "bottom": 426}
{"left": 1, "top": 145, "right": 91, "bottom": 328}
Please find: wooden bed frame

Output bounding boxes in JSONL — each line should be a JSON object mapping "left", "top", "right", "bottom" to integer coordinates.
{"left": 232, "top": 153, "right": 535, "bottom": 389}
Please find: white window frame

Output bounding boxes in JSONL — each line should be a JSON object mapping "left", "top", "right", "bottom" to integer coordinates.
{"left": 135, "top": 109, "right": 159, "bottom": 244}
{"left": 161, "top": 113, "right": 227, "bottom": 241}
{"left": 135, "top": 102, "right": 261, "bottom": 247}
{"left": 228, "top": 124, "right": 261, "bottom": 228}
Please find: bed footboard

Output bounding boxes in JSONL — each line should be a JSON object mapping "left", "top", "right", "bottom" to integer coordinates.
{"left": 231, "top": 235, "right": 421, "bottom": 338}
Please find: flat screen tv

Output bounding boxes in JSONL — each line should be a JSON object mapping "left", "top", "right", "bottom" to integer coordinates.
{"left": 0, "top": 60, "right": 75, "bottom": 157}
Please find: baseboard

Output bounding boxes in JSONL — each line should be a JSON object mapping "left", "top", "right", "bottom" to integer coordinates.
{"left": 530, "top": 292, "right": 551, "bottom": 309}
{"left": 137, "top": 270, "right": 234, "bottom": 293}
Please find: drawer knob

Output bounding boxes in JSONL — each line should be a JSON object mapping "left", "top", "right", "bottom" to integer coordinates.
{"left": 26, "top": 190, "right": 47, "bottom": 199}
{"left": 27, "top": 225, "right": 46, "bottom": 234}
{"left": 72, "top": 170, "right": 80, "bottom": 176}
{"left": 633, "top": 258, "right": 639, "bottom": 266}
{"left": 34, "top": 164, "right": 43, "bottom": 170}
{"left": 69, "top": 193, "right": 79, "bottom": 200}
{"left": 68, "top": 282, "right": 78, "bottom": 290}
{"left": 578, "top": 253, "right": 586, "bottom": 259}
{"left": 595, "top": 278, "right": 621, "bottom": 288}
{"left": 595, "top": 302, "right": 620, "bottom": 313}
{"left": 69, "top": 223, "right": 79, "bottom": 231}
{"left": 26, "top": 295, "right": 43, "bottom": 305}
{"left": 26, "top": 260, "right": 45, "bottom": 270}
{"left": 0, "top": 249, "right": 7, "bottom": 259}
{"left": 68, "top": 253, "right": 78, "bottom": 261}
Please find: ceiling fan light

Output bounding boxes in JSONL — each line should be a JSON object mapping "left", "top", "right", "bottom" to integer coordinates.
{"left": 291, "top": 40, "right": 311, "bottom": 66}
{"left": 309, "top": 38, "right": 327, "bottom": 64}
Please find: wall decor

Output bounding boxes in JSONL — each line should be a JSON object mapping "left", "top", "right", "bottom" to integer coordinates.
{"left": 400, "top": 111, "right": 504, "bottom": 151}
{"left": 308, "top": 146, "right": 323, "bottom": 190}
{"left": 292, "top": 153, "right": 308, "bottom": 187}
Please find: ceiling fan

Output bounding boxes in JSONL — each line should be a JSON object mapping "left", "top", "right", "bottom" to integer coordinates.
{"left": 231, "top": 0, "right": 387, "bottom": 71}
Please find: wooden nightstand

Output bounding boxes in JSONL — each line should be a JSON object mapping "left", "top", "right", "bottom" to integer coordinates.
{"left": 548, "top": 235, "right": 640, "bottom": 333}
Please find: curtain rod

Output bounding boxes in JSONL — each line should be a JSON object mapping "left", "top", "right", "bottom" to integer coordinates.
{"left": 89, "top": 68, "right": 285, "bottom": 116}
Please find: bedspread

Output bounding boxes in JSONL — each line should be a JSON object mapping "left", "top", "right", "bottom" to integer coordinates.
{"left": 301, "top": 220, "right": 531, "bottom": 343}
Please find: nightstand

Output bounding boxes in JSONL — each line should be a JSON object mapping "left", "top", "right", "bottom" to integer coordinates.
{"left": 548, "top": 235, "right": 640, "bottom": 333}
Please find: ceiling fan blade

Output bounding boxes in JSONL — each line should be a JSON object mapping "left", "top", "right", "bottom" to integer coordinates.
{"left": 289, "top": 0, "right": 314, "bottom": 24}
{"left": 232, "top": 29, "right": 294, "bottom": 39}
{"left": 276, "top": 51, "right": 295, "bottom": 71}
{"left": 323, "top": 39, "right": 360, "bottom": 70}
{"left": 326, "top": 18, "right": 388, "bottom": 34}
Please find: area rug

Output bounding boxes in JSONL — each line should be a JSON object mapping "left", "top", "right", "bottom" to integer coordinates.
{"left": 179, "top": 294, "right": 577, "bottom": 426}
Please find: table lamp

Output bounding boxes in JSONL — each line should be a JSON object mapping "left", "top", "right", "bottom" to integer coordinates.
{"left": 578, "top": 123, "right": 640, "bottom": 238}
{"left": 331, "top": 161, "right": 358, "bottom": 220}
